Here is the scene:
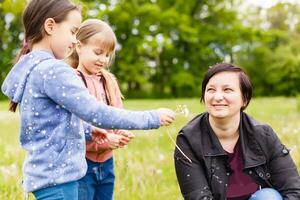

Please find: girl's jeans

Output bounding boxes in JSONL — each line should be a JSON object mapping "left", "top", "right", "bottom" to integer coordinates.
{"left": 33, "top": 181, "right": 78, "bottom": 200}
{"left": 78, "top": 157, "right": 115, "bottom": 200}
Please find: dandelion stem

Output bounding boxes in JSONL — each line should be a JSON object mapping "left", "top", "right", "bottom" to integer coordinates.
{"left": 166, "top": 127, "right": 192, "bottom": 163}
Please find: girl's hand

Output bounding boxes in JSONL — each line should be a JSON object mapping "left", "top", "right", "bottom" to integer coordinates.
{"left": 106, "top": 133, "right": 128, "bottom": 150}
{"left": 92, "top": 127, "right": 109, "bottom": 144}
{"left": 93, "top": 127, "right": 110, "bottom": 136}
{"left": 157, "top": 108, "right": 176, "bottom": 126}
{"left": 115, "top": 129, "right": 135, "bottom": 138}
{"left": 114, "top": 130, "right": 135, "bottom": 147}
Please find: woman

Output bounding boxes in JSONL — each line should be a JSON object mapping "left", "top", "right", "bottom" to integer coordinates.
{"left": 174, "top": 63, "right": 300, "bottom": 200}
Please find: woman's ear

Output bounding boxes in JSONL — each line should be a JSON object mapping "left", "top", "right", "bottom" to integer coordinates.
{"left": 241, "top": 100, "right": 247, "bottom": 110}
{"left": 44, "top": 18, "right": 56, "bottom": 35}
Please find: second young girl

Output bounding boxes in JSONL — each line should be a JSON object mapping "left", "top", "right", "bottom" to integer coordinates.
{"left": 66, "top": 19, "right": 135, "bottom": 200}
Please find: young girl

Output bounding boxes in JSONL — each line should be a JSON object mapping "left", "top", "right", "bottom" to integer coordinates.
{"left": 1, "top": 0, "right": 175, "bottom": 199}
{"left": 66, "top": 19, "right": 135, "bottom": 200}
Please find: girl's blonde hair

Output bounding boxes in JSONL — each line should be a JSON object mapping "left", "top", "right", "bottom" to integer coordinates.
{"left": 67, "top": 19, "right": 123, "bottom": 106}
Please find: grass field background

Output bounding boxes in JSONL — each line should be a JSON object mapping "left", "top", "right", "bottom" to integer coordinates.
{"left": 0, "top": 97, "right": 299, "bottom": 199}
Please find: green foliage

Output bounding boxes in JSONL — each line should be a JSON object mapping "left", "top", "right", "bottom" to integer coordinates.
{"left": 297, "top": 94, "right": 300, "bottom": 112}
{"left": 0, "top": 0, "right": 25, "bottom": 99}
{"left": 1, "top": 1, "right": 300, "bottom": 99}
{"left": 236, "top": 2, "right": 300, "bottom": 96}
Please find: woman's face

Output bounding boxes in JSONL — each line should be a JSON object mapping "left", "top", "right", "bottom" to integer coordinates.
{"left": 204, "top": 72, "right": 245, "bottom": 120}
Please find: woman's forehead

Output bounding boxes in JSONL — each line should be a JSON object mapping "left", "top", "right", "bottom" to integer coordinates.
{"left": 208, "top": 72, "right": 240, "bottom": 84}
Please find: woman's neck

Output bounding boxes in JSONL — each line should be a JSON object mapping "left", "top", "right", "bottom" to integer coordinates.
{"left": 209, "top": 114, "right": 240, "bottom": 141}
{"left": 208, "top": 114, "right": 241, "bottom": 153}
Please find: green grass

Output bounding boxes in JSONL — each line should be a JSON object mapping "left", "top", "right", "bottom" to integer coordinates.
{"left": 0, "top": 97, "right": 299, "bottom": 199}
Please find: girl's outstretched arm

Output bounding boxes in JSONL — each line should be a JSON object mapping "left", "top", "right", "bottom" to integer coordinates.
{"left": 43, "top": 61, "right": 175, "bottom": 130}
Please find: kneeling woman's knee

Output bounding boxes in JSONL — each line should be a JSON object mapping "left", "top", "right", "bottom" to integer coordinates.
{"left": 249, "top": 188, "right": 282, "bottom": 200}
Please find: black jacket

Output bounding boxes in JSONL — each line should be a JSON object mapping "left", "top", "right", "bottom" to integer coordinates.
{"left": 174, "top": 112, "right": 300, "bottom": 200}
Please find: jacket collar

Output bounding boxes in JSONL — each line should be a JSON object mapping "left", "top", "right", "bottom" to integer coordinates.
{"left": 183, "top": 112, "right": 266, "bottom": 168}
{"left": 239, "top": 113, "right": 266, "bottom": 168}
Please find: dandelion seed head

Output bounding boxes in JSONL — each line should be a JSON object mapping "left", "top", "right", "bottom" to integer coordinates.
{"left": 175, "top": 104, "right": 190, "bottom": 117}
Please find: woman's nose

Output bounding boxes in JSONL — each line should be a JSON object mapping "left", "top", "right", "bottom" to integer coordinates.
{"left": 214, "top": 91, "right": 224, "bottom": 101}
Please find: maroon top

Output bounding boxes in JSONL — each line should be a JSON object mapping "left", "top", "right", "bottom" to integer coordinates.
{"left": 226, "top": 140, "right": 258, "bottom": 200}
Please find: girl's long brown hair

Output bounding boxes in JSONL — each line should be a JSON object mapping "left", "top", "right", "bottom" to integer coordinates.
{"left": 66, "top": 19, "right": 123, "bottom": 106}
{"left": 9, "top": 0, "right": 80, "bottom": 112}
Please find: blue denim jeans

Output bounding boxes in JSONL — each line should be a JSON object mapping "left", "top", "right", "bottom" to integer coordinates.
{"left": 78, "top": 157, "right": 115, "bottom": 200}
{"left": 249, "top": 188, "right": 282, "bottom": 200}
{"left": 33, "top": 181, "right": 78, "bottom": 200}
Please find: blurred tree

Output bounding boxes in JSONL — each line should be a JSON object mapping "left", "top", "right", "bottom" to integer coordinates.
{"left": 1, "top": 0, "right": 300, "bottom": 99}
{"left": 236, "top": 2, "right": 300, "bottom": 96}
{"left": 0, "top": 0, "right": 25, "bottom": 99}
{"left": 81, "top": 0, "right": 252, "bottom": 98}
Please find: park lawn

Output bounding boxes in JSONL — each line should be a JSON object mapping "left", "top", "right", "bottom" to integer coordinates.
{"left": 0, "top": 97, "right": 299, "bottom": 200}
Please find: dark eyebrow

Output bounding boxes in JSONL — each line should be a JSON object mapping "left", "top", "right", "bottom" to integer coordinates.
{"left": 223, "top": 84, "right": 234, "bottom": 87}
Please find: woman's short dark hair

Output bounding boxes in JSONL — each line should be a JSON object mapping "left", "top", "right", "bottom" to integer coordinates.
{"left": 200, "top": 63, "right": 252, "bottom": 110}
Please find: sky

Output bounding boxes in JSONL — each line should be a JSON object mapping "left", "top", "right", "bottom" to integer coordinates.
{"left": 244, "top": 0, "right": 300, "bottom": 8}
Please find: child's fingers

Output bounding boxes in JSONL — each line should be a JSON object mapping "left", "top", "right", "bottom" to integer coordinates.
{"left": 160, "top": 115, "right": 175, "bottom": 126}
{"left": 157, "top": 108, "right": 176, "bottom": 126}
{"left": 106, "top": 133, "right": 132, "bottom": 149}
{"left": 94, "top": 136, "right": 108, "bottom": 144}
{"left": 118, "top": 142, "right": 126, "bottom": 148}
{"left": 120, "top": 136, "right": 130, "bottom": 144}
{"left": 93, "top": 127, "right": 109, "bottom": 136}
{"left": 108, "top": 135, "right": 121, "bottom": 143}
{"left": 128, "top": 132, "right": 135, "bottom": 138}
{"left": 119, "top": 130, "right": 135, "bottom": 139}
{"left": 109, "top": 139, "right": 122, "bottom": 149}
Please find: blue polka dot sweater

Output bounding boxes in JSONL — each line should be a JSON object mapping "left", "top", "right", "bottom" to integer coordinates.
{"left": 1, "top": 50, "right": 160, "bottom": 192}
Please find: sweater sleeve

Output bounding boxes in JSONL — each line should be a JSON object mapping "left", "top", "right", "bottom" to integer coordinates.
{"left": 43, "top": 63, "right": 160, "bottom": 130}
{"left": 82, "top": 121, "right": 93, "bottom": 141}
{"left": 174, "top": 132, "right": 214, "bottom": 200}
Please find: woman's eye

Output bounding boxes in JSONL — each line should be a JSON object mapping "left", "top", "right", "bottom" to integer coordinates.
{"left": 206, "top": 88, "right": 215, "bottom": 92}
{"left": 224, "top": 88, "right": 233, "bottom": 92}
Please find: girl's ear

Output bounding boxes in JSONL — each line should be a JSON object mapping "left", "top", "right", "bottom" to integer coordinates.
{"left": 75, "top": 41, "right": 82, "bottom": 54}
{"left": 44, "top": 18, "right": 56, "bottom": 35}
